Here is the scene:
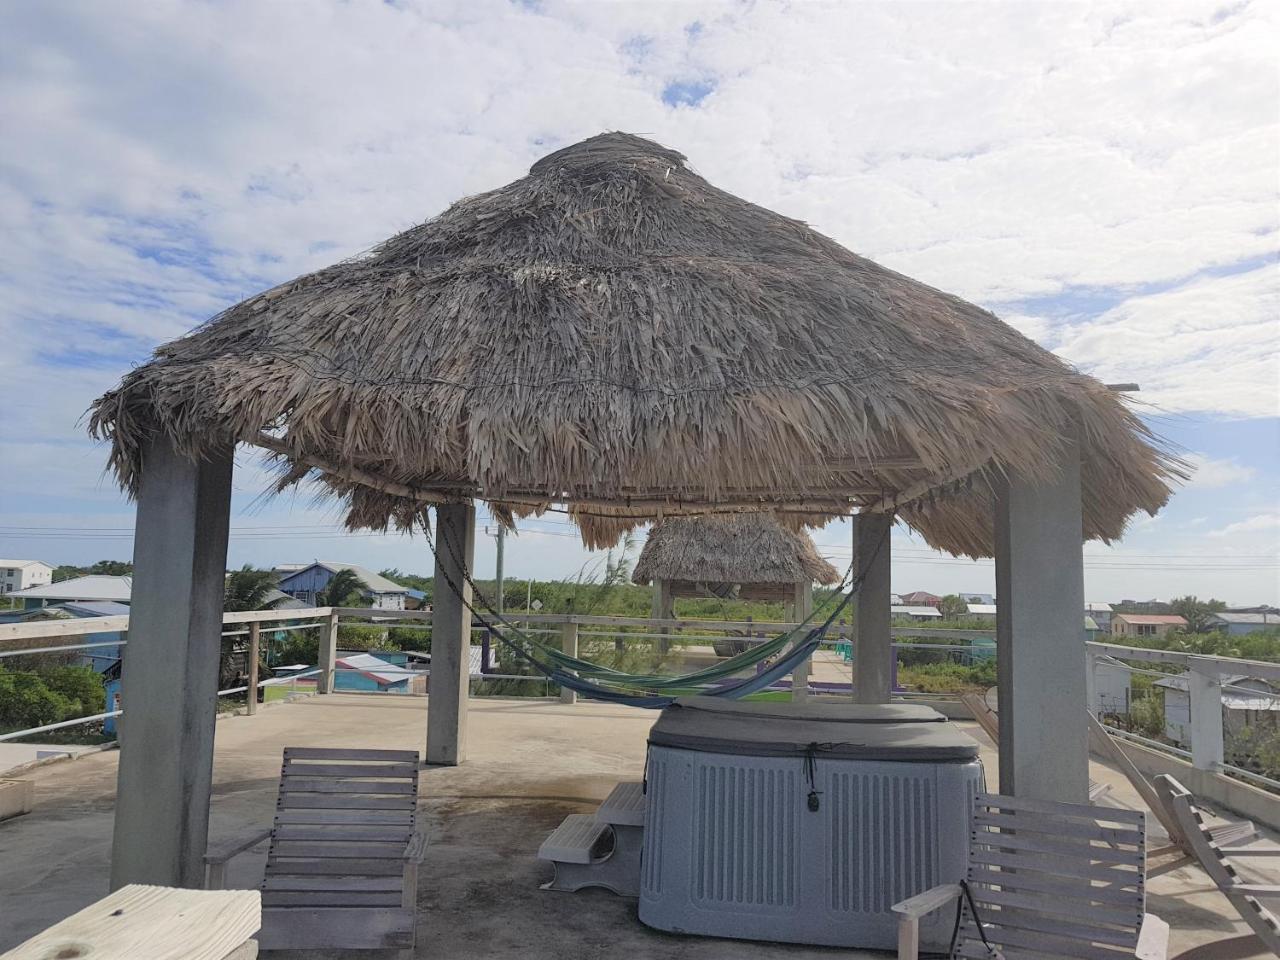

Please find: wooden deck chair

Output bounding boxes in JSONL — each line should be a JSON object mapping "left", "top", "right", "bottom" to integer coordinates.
{"left": 1085, "top": 714, "right": 1260, "bottom": 876}
{"left": 892, "top": 792, "right": 1168, "bottom": 960}
{"left": 960, "top": 693, "right": 1112, "bottom": 802}
{"left": 1153, "top": 775, "right": 1280, "bottom": 955}
{"left": 205, "top": 747, "right": 426, "bottom": 958}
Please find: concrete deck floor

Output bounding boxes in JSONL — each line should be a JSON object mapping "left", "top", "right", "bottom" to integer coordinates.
{"left": 1, "top": 693, "right": 1276, "bottom": 958}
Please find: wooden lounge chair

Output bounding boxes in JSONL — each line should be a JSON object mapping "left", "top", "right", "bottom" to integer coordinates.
{"left": 1085, "top": 714, "right": 1260, "bottom": 876}
{"left": 204, "top": 747, "right": 426, "bottom": 958}
{"left": 891, "top": 792, "right": 1168, "bottom": 960}
{"left": 960, "top": 693, "right": 1112, "bottom": 801}
{"left": 1153, "top": 774, "right": 1280, "bottom": 955}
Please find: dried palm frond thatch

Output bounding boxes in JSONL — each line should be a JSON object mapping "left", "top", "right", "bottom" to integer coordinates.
{"left": 89, "top": 132, "right": 1182, "bottom": 557}
{"left": 632, "top": 514, "right": 840, "bottom": 588}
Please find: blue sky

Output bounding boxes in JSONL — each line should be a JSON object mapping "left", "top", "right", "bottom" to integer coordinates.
{"left": 0, "top": 0, "right": 1276, "bottom": 604}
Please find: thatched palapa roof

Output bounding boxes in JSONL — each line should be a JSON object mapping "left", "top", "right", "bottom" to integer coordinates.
{"left": 90, "top": 132, "right": 1181, "bottom": 557}
{"left": 633, "top": 515, "right": 840, "bottom": 590}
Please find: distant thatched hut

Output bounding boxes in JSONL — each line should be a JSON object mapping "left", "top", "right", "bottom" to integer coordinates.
{"left": 632, "top": 513, "right": 839, "bottom": 608}
{"left": 633, "top": 514, "right": 841, "bottom": 656}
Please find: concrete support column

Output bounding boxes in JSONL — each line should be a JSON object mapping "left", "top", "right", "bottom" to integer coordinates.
{"left": 1189, "top": 663, "right": 1225, "bottom": 771}
{"left": 560, "top": 620, "right": 579, "bottom": 705}
{"left": 790, "top": 580, "right": 814, "bottom": 702}
{"left": 994, "top": 438, "right": 1088, "bottom": 802}
{"left": 853, "top": 512, "right": 894, "bottom": 704}
{"left": 110, "top": 438, "right": 233, "bottom": 890}
{"left": 427, "top": 502, "right": 475, "bottom": 766}
{"left": 246, "top": 621, "right": 260, "bottom": 716}
{"left": 318, "top": 610, "right": 338, "bottom": 693}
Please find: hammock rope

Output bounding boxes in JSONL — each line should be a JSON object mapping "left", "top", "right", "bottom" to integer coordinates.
{"left": 423, "top": 514, "right": 889, "bottom": 706}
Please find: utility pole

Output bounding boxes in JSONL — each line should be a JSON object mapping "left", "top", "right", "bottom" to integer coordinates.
{"left": 483, "top": 524, "right": 506, "bottom": 614}
{"left": 495, "top": 524, "right": 505, "bottom": 615}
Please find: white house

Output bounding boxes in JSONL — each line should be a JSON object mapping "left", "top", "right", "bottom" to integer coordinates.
{"left": 0, "top": 559, "right": 53, "bottom": 595}
{"left": 1085, "top": 601, "right": 1114, "bottom": 632}
{"left": 891, "top": 604, "right": 943, "bottom": 621}
{"left": 964, "top": 603, "right": 998, "bottom": 620}
{"left": 1154, "top": 673, "right": 1280, "bottom": 746}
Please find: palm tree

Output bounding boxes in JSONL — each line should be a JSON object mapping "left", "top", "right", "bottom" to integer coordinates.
{"left": 224, "top": 565, "right": 280, "bottom": 612}
{"left": 319, "top": 569, "right": 367, "bottom": 607}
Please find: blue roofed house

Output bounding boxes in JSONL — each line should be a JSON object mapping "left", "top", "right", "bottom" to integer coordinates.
{"left": 0, "top": 600, "right": 131, "bottom": 671}
{"left": 1208, "top": 611, "right": 1278, "bottom": 636}
{"left": 277, "top": 563, "right": 409, "bottom": 610}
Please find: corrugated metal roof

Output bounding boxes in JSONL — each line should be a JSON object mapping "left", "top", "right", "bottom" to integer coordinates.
{"left": 1212, "top": 612, "right": 1276, "bottom": 626}
{"left": 892, "top": 605, "right": 942, "bottom": 617}
{"left": 1113, "top": 614, "right": 1186, "bottom": 625}
{"left": 336, "top": 653, "right": 417, "bottom": 686}
{"left": 0, "top": 559, "right": 52, "bottom": 568}
{"left": 10, "top": 575, "right": 132, "bottom": 602}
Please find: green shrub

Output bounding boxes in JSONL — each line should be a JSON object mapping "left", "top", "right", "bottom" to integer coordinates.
{"left": 0, "top": 669, "right": 76, "bottom": 729}
{"left": 42, "top": 666, "right": 106, "bottom": 715}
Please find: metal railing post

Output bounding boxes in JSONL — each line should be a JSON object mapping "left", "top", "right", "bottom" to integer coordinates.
{"left": 1189, "top": 661, "right": 1224, "bottom": 771}
{"left": 246, "top": 621, "right": 260, "bottom": 716}
{"left": 560, "top": 620, "right": 578, "bottom": 705}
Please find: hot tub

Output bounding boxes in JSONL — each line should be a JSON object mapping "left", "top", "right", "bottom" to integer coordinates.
{"left": 639, "top": 698, "right": 983, "bottom": 949}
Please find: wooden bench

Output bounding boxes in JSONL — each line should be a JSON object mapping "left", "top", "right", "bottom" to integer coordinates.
{"left": 538, "top": 780, "right": 645, "bottom": 896}
{"left": 205, "top": 747, "right": 426, "bottom": 958}
{"left": 0, "top": 884, "right": 260, "bottom": 960}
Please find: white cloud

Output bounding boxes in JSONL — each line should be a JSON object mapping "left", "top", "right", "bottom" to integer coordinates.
{"left": 1184, "top": 453, "right": 1259, "bottom": 488}
{"left": 1207, "top": 512, "right": 1280, "bottom": 538}
{"left": 1052, "top": 265, "right": 1280, "bottom": 417}
{"left": 0, "top": 0, "right": 1277, "bottom": 600}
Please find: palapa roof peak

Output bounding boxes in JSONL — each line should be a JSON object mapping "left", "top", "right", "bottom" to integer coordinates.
{"left": 632, "top": 514, "right": 840, "bottom": 588}
{"left": 90, "top": 132, "right": 1182, "bottom": 557}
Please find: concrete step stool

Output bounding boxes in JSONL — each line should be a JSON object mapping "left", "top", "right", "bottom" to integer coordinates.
{"left": 538, "top": 781, "right": 646, "bottom": 897}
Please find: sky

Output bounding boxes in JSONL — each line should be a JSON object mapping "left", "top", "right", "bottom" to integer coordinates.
{"left": 0, "top": 0, "right": 1276, "bottom": 605}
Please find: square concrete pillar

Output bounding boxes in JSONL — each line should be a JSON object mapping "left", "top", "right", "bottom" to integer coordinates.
{"left": 427, "top": 502, "right": 475, "bottom": 765}
{"left": 994, "top": 439, "right": 1089, "bottom": 802}
{"left": 853, "top": 512, "right": 894, "bottom": 704}
{"left": 110, "top": 438, "right": 233, "bottom": 889}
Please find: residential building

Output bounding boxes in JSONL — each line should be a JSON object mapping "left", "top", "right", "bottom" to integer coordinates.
{"left": 0, "top": 560, "right": 53, "bottom": 595}
{"left": 958, "top": 592, "right": 994, "bottom": 605}
{"left": 1207, "top": 612, "right": 1278, "bottom": 636}
{"left": 898, "top": 590, "right": 940, "bottom": 606}
{"left": 8, "top": 575, "right": 132, "bottom": 610}
{"left": 1110, "top": 613, "right": 1186, "bottom": 638}
{"left": 1085, "top": 601, "right": 1114, "bottom": 632}
{"left": 964, "top": 603, "right": 997, "bottom": 620}
{"left": 1154, "top": 674, "right": 1280, "bottom": 746}
{"left": 277, "top": 562, "right": 409, "bottom": 610}
{"left": 891, "top": 604, "right": 943, "bottom": 621}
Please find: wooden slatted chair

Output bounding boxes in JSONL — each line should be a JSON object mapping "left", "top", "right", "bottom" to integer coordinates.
{"left": 891, "top": 792, "right": 1168, "bottom": 960}
{"left": 1152, "top": 774, "right": 1280, "bottom": 955}
{"left": 1085, "top": 713, "right": 1260, "bottom": 876}
{"left": 205, "top": 747, "right": 425, "bottom": 958}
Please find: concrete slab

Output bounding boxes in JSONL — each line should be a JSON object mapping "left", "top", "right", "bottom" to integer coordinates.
{"left": 0, "top": 694, "right": 1275, "bottom": 958}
